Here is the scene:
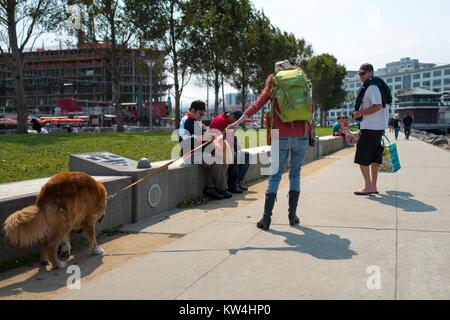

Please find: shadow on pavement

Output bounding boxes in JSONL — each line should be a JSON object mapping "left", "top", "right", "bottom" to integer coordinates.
{"left": 0, "top": 231, "right": 120, "bottom": 297}
{"left": 368, "top": 191, "right": 437, "bottom": 213}
{"left": 231, "top": 226, "right": 358, "bottom": 260}
{"left": 0, "top": 255, "right": 103, "bottom": 298}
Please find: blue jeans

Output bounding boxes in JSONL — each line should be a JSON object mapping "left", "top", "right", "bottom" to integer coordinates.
{"left": 404, "top": 126, "right": 412, "bottom": 139}
{"left": 267, "top": 137, "right": 310, "bottom": 194}
{"left": 228, "top": 151, "right": 250, "bottom": 186}
{"left": 394, "top": 128, "right": 400, "bottom": 140}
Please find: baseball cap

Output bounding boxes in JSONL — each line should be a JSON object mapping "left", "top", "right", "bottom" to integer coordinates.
{"left": 359, "top": 63, "right": 374, "bottom": 74}
{"left": 231, "top": 110, "right": 243, "bottom": 119}
{"left": 275, "top": 60, "right": 293, "bottom": 73}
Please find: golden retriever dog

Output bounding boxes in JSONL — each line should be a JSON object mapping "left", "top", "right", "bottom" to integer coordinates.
{"left": 3, "top": 172, "right": 107, "bottom": 269}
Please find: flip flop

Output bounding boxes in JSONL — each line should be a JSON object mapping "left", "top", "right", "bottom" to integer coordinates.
{"left": 354, "top": 191, "right": 379, "bottom": 196}
{"left": 354, "top": 191, "right": 374, "bottom": 196}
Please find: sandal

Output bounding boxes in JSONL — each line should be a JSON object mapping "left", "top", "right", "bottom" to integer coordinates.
{"left": 354, "top": 191, "right": 373, "bottom": 196}
{"left": 354, "top": 191, "right": 379, "bottom": 196}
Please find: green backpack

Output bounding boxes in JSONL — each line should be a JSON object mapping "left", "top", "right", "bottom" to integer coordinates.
{"left": 273, "top": 68, "right": 313, "bottom": 122}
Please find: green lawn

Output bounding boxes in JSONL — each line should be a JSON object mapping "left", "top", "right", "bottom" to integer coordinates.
{"left": 315, "top": 127, "right": 332, "bottom": 137}
{"left": 0, "top": 132, "right": 178, "bottom": 184}
{"left": 0, "top": 127, "right": 345, "bottom": 184}
{"left": 315, "top": 126, "right": 358, "bottom": 137}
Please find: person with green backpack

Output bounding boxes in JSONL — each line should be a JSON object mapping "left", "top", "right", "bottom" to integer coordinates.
{"left": 227, "top": 60, "right": 314, "bottom": 231}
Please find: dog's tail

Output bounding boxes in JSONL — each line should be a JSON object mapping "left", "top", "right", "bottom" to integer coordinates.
{"left": 3, "top": 206, "right": 48, "bottom": 247}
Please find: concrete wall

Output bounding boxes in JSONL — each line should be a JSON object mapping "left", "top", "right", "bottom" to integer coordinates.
{"left": 0, "top": 195, "right": 40, "bottom": 263}
{"left": 69, "top": 154, "right": 170, "bottom": 223}
{"left": 166, "top": 163, "right": 209, "bottom": 210}
{"left": 318, "top": 136, "right": 345, "bottom": 157}
{"left": 0, "top": 134, "right": 353, "bottom": 264}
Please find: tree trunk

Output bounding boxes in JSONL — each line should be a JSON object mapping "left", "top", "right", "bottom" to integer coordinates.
{"left": 240, "top": 63, "right": 247, "bottom": 111}
{"left": 108, "top": 5, "right": 124, "bottom": 132}
{"left": 221, "top": 75, "right": 225, "bottom": 113}
{"left": 213, "top": 69, "right": 220, "bottom": 117}
{"left": 173, "top": 58, "right": 181, "bottom": 125}
{"left": 11, "top": 48, "right": 28, "bottom": 133}
{"left": 175, "top": 91, "right": 182, "bottom": 124}
{"left": 112, "top": 70, "right": 124, "bottom": 131}
{"left": 320, "top": 108, "right": 325, "bottom": 127}
{"left": 240, "top": 84, "right": 246, "bottom": 111}
{"left": 170, "top": 1, "right": 181, "bottom": 126}
{"left": 7, "top": 1, "right": 28, "bottom": 133}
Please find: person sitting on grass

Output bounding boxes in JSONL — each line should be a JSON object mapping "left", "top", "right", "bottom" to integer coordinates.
{"left": 31, "top": 118, "right": 42, "bottom": 133}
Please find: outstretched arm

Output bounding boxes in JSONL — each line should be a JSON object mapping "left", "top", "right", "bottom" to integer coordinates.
{"left": 226, "top": 94, "right": 271, "bottom": 130}
{"left": 227, "top": 114, "right": 250, "bottom": 130}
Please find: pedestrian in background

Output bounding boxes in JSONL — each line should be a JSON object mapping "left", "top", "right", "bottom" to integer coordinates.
{"left": 402, "top": 112, "right": 414, "bottom": 141}
{"left": 392, "top": 116, "right": 401, "bottom": 141}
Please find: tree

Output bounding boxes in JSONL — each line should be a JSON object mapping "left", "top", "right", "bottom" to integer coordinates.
{"left": 0, "top": 0, "right": 64, "bottom": 133}
{"left": 227, "top": 0, "right": 257, "bottom": 111}
{"left": 248, "top": 12, "right": 275, "bottom": 95}
{"left": 68, "top": 0, "right": 139, "bottom": 132}
{"left": 306, "top": 54, "right": 347, "bottom": 126}
{"left": 183, "top": 0, "right": 235, "bottom": 117}
{"left": 249, "top": 17, "right": 314, "bottom": 126}
{"left": 129, "top": 0, "right": 193, "bottom": 126}
{"left": 65, "top": 0, "right": 96, "bottom": 46}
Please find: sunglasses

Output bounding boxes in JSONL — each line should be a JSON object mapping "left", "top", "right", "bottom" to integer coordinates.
{"left": 358, "top": 71, "right": 367, "bottom": 76}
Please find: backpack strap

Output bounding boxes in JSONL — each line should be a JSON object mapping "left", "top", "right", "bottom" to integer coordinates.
{"left": 270, "top": 94, "right": 276, "bottom": 131}
{"left": 305, "top": 82, "right": 309, "bottom": 137}
{"left": 265, "top": 94, "right": 276, "bottom": 146}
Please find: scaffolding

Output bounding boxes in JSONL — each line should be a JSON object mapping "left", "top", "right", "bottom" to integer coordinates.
{"left": 0, "top": 45, "right": 171, "bottom": 119}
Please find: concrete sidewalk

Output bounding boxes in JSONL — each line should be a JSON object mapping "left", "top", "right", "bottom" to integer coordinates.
{"left": 59, "top": 133, "right": 450, "bottom": 300}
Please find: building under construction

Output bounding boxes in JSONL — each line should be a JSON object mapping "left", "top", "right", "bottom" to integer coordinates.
{"left": 0, "top": 44, "right": 171, "bottom": 124}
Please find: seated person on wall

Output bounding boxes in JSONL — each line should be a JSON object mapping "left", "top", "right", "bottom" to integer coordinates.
{"left": 210, "top": 110, "right": 251, "bottom": 194}
{"left": 333, "top": 116, "right": 356, "bottom": 147}
{"left": 332, "top": 116, "right": 343, "bottom": 137}
{"left": 177, "top": 100, "right": 233, "bottom": 201}
{"left": 339, "top": 116, "right": 358, "bottom": 147}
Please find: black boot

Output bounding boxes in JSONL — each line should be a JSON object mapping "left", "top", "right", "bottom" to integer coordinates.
{"left": 257, "top": 193, "right": 277, "bottom": 231}
{"left": 219, "top": 190, "right": 233, "bottom": 199}
{"left": 205, "top": 188, "right": 224, "bottom": 200}
{"left": 228, "top": 183, "right": 244, "bottom": 194}
{"left": 237, "top": 180, "right": 249, "bottom": 191}
{"left": 288, "top": 191, "right": 301, "bottom": 226}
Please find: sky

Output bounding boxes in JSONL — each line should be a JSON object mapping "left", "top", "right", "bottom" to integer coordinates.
{"left": 182, "top": 0, "right": 450, "bottom": 109}
{"left": 18, "top": 0, "right": 450, "bottom": 110}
